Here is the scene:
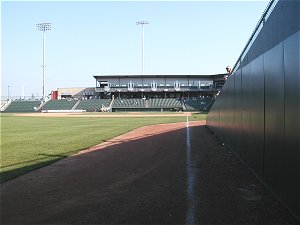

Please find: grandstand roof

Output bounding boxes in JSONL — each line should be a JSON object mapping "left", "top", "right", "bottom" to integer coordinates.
{"left": 93, "top": 74, "right": 227, "bottom": 79}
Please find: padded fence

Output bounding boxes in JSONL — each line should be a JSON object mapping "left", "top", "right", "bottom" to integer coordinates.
{"left": 207, "top": 0, "right": 299, "bottom": 220}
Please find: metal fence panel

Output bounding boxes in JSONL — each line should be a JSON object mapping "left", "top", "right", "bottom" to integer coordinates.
{"left": 282, "top": 32, "right": 300, "bottom": 217}
{"left": 247, "top": 56, "right": 265, "bottom": 177}
{"left": 241, "top": 64, "right": 251, "bottom": 161}
{"left": 264, "top": 42, "right": 285, "bottom": 195}
{"left": 207, "top": 0, "right": 300, "bottom": 219}
{"left": 233, "top": 69, "right": 242, "bottom": 156}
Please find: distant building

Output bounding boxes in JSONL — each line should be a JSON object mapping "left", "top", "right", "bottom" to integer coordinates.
{"left": 53, "top": 74, "right": 227, "bottom": 100}
{"left": 93, "top": 74, "right": 227, "bottom": 99}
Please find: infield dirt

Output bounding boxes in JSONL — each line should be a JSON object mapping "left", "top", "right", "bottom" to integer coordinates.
{"left": 14, "top": 112, "right": 193, "bottom": 118}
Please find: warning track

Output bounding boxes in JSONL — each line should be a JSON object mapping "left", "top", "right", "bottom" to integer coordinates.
{"left": 1, "top": 120, "right": 298, "bottom": 224}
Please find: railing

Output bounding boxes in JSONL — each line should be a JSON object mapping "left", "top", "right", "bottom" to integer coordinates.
{"left": 1, "top": 96, "right": 45, "bottom": 101}
{"left": 96, "top": 86, "right": 217, "bottom": 93}
{"left": 0, "top": 99, "right": 12, "bottom": 111}
{"left": 232, "top": 0, "right": 279, "bottom": 73}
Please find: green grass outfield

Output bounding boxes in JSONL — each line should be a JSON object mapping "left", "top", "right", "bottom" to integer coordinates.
{"left": 0, "top": 112, "right": 207, "bottom": 183}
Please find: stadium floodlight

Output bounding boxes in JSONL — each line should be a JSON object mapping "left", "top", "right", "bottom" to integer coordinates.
{"left": 136, "top": 21, "right": 149, "bottom": 75}
{"left": 22, "top": 82, "right": 30, "bottom": 100}
{"left": 36, "top": 22, "right": 52, "bottom": 100}
{"left": 8, "top": 86, "right": 10, "bottom": 100}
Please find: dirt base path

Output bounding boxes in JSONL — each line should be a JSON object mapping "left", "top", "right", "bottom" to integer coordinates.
{"left": 1, "top": 121, "right": 298, "bottom": 225}
{"left": 14, "top": 112, "right": 193, "bottom": 118}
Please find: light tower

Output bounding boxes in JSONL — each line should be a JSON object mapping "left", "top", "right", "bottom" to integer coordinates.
{"left": 36, "top": 22, "right": 52, "bottom": 100}
{"left": 136, "top": 21, "right": 149, "bottom": 74}
{"left": 22, "top": 82, "right": 30, "bottom": 99}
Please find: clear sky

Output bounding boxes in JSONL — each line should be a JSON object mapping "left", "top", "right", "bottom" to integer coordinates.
{"left": 1, "top": 0, "right": 269, "bottom": 98}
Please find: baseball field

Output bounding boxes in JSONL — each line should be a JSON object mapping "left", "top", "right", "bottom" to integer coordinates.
{"left": 0, "top": 112, "right": 206, "bottom": 183}
{"left": 1, "top": 112, "right": 299, "bottom": 224}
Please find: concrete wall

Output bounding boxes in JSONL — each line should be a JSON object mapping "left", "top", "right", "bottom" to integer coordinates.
{"left": 207, "top": 0, "right": 300, "bottom": 220}
{"left": 57, "top": 87, "right": 95, "bottom": 99}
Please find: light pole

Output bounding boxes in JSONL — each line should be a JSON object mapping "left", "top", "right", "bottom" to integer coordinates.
{"left": 22, "top": 82, "right": 30, "bottom": 99}
{"left": 36, "top": 22, "right": 52, "bottom": 100}
{"left": 136, "top": 21, "right": 149, "bottom": 75}
{"left": 8, "top": 86, "right": 10, "bottom": 100}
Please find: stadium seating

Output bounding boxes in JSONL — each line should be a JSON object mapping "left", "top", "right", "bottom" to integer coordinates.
{"left": 113, "top": 98, "right": 146, "bottom": 108}
{"left": 148, "top": 98, "right": 182, "bottom": 109}
{"left": 75, "top": 99, "right": 111, "bottom": 112}
{"left": 42, "top": 100, "right": 77, "bottom": 110}
{"left": 4, "top": 100, "right": 41, "bottom": 112}
{"left": 184, "top": 98, "right": 213, "bottom": 111}
{"left": 111, "top": 98, "right": 184, "bottom": 111}
{"left": 2, "top": 98, "right": 213, "bottom": 112}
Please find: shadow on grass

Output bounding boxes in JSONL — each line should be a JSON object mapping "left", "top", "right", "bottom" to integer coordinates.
{"left": 0, "top": 158, "right": 62, "bottom": 183}
{"left": 0, "top": 150, "right": 83, "bottom": 183}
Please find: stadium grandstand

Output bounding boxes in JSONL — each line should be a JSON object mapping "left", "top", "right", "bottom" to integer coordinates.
{"left": 1, "top": 73, "right": 227, "bottom": 112}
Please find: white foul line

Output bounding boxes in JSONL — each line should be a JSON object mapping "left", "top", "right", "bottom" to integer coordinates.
{"left": 186, "top": 116, "right": 197, "bottom": 225}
